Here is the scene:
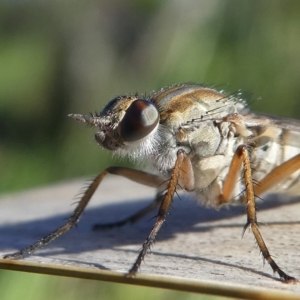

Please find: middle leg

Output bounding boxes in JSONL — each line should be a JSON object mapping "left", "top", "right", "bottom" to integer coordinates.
{"left": 219, "top": 145, "right": 296, "bottom": 282}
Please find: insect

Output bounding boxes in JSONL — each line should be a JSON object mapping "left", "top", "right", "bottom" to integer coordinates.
{"left": 3, "top": 83, "right": 300, "bottom": 282}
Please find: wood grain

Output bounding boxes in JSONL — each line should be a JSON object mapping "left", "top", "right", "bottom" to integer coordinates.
{"left": 0, "top": 177, "right": 300, "bottom": 298}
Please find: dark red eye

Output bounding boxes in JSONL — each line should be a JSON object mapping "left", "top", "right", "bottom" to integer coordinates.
{"left": 120, "top": 99, "right": 159, "bottom": 142}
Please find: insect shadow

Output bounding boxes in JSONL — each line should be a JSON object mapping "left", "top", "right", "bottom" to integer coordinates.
{"left": 0, "top": 193, "right": 299, "bottom": 259}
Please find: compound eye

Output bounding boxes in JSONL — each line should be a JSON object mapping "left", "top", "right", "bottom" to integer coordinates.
{"left": 120, "top": 99, "right": 159, "bottom": 142}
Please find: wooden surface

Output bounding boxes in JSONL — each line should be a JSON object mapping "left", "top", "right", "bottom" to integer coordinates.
{"left": 0, "top": 176, "right": 300, "bottom": 299}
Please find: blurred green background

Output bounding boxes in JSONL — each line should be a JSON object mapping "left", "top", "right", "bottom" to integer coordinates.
{"left": 0, "top": 0, "right": 299, "bottom": 299}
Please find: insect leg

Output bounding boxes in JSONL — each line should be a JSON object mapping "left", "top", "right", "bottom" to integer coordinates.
{"left": 218, "top": 145, "right": 244, "bottom": 204}
{"left": 93, "top": 144, "right": 196, "bottom": 231}
{"left": 127, "top": 149, "right": 194, "bottom": 276}
{"left": 253, "top": 153, "right": 300, "bottom": 197}
{"left": 93, "top": 192, "right": 164, "bottom": 230}
{"left": 237, "top": 146, "right": 296, "bottom": 282}
{"left": 3, "top": 167, "right": 165, "bottom": 260}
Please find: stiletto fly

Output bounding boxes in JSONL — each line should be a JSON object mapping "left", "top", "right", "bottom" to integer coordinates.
{"left": 4, "top": 83, "right": 300, "bottom": 282}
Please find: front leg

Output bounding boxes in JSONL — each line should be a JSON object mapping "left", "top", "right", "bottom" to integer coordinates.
{"left": 128, "top": 149, "right": 195, "bottom": 276}
{"left": 3, "top": 167, "right": 165, "bottom": 260}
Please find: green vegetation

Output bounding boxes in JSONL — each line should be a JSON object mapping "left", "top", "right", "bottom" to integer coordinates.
{"left": 0, "top": 270, "right": 228, "bottom": 300}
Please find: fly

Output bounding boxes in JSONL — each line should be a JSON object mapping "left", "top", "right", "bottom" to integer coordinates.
{"left": 4, "top": 83, "right": 300, "bottom": 283}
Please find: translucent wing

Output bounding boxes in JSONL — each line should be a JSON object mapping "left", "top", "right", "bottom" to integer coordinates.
{"left": 244, "top": 112, "right": 300, "bottom": 131}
